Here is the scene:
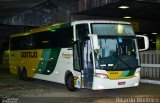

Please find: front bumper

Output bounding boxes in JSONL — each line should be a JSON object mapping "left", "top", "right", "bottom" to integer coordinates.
{"left": 92, "top": 76, "right": 140, "bottom": 90}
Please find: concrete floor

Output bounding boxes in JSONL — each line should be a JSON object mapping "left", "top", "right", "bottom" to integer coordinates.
{"left": 0, "top": 66, "right": 160, "bottom": 103}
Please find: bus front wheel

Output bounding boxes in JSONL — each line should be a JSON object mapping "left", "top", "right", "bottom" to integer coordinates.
{"left": 65, "top": 74, "right": 76, "bottom": 91}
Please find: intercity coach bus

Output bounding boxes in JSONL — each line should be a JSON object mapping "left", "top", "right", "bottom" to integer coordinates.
{"left": 9, "top": 20, "right": 149, "bottom": 91}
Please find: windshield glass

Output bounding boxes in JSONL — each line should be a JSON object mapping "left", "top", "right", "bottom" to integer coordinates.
{"left": 94, "top": 37, "right": 139, "bottom": 70}
{"left": 91, "top": 23, "right": 139, "bottom": 70}
{"left": 91, "top": 23, "right": 135, "bottom": 36}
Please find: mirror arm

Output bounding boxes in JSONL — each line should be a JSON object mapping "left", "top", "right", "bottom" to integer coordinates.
{"left": 136, "top": 35, "right": 149, "bottom": 51}
{"left": 88, "top": 34, "right": 100, "bottom": 50}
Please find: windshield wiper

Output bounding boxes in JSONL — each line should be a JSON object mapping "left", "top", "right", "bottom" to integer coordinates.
{"left": 114, "top": 45, "right": 132, "bottom": 69}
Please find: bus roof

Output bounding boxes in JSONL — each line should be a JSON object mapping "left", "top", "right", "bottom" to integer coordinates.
{"left": 71, "top": 20, "right": 131, "bottom": 25}
{"left": 10, "top": 20, "right": 131, "bottom": 38}
{"left": 10, "top": 23, "right": 71, "bottom": 38}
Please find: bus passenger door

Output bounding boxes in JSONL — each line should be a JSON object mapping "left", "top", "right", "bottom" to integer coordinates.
{"left": 73, "top": 42, "right": 82, "bottom": 88}
{"left": 83, "top": 40, "right": 93, "bottom": 88}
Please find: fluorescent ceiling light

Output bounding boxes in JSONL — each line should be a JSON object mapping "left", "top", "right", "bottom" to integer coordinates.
{"left": 119, "top": 6, "right": 129, "bottom": 9}
{"left": 123, "top": 16, "right": 132, "bottom": 19}
{"left": 42, "top": 41, "right": 49, "bottom": 43}
{"left": 152, "top": 32, "right": 158, "bottom": 35}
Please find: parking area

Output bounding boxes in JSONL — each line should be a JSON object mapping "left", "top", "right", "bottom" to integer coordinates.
{"left": 0, "top": 66, "right": 160, "bottom": 103}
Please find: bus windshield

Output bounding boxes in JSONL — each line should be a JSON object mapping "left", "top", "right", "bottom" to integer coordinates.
{"left": 95, "top": 37, "right": 139, "bottom": 70}
{"left": 91, "top": 23, "right": 139, "bottom": 70}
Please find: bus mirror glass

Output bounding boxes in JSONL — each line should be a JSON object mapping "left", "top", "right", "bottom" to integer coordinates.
{"left": 88, "top": 34, "right": 100, "bottom": 51}
{"left": 136, "top": 35, "right": 149, "bottom": 51}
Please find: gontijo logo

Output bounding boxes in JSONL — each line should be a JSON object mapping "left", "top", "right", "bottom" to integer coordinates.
{"left": 21, "top": 51, "right": 37, "bottom": 58}
{"left": 109, "top": 71, "right": 119, "bottom": 74}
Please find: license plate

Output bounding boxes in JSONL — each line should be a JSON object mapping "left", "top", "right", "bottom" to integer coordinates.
{"left": 118, "top": 82, "right": 126, "bottom": 85}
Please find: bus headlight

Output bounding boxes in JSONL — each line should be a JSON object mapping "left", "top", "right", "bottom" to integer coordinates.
{"left": 134, "top": 71, "right": 140, "bottom": 77}
{"left": 95, "top": 73, "right": 108, "bottom": 79}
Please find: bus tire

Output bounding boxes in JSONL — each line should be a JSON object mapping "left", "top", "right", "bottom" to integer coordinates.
{"left": 65, "top": 74, "right": 76, "bottom": 91}
{"left": 22, "top": 68, "right": 28, "bottom": 81}
{"left": 17, "top": 68, "right": 22, "bottom": 80}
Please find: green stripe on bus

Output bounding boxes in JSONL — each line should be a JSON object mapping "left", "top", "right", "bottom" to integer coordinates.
{"left": 43, "top": 48, "right": 61, "bottom": 75}
{"left": 37, "top": 49, "right": 51, "bottom": 74}
{"left": 119, "top": 70, "right": 130, "bottom": 77}
{"left": 126, "top": 69, "right": 136, "bottom": 76}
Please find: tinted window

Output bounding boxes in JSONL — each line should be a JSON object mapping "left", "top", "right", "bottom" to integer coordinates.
{"left": 10, "top": 35, "right": 33, "bottom": 50}
{"left": 10, "top": 26, "right": 73, "bottom": 50}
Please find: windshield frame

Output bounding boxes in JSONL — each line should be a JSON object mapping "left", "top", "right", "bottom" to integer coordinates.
{"left": 91, "top": 23, "right": 136, "bottom": 37}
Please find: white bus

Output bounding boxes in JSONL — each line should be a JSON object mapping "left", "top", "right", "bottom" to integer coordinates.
{"left": 9, "top": 20, "right": 149, "bottom": 91}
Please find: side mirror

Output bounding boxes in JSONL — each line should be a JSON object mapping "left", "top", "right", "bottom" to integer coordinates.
{"left": 88, "top": 34, "right": 100, "bottom": 50}
{"left": 136, "top": 35, "right": 149, "bottom": 51}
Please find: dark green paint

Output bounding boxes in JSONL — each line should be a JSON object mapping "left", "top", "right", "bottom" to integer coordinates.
{"left": 43, "top": 48, "right": 61, "bottom": 75}
{"left": 37, "top": 48, "right": 61, "bottom": 75}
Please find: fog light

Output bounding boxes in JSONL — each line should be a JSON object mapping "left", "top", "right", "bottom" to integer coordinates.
{"left": 98, "top": 86, "right": 104, "bottom": 89}
{"left": 134, "top": 82, "right": 139, "bottom": 86}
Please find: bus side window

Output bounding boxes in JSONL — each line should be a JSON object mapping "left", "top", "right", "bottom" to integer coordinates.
{"left": 32, "top": 26, "right": 73, "bottom": 49}
{"left": 76, "top": 24, "right": 89, "bottom": 41}
{"left": 23, "top": 35, "right": 34, "bottom": 49}
{"left": 10, "top": 37, "right": 19, "bottom": 50}
{"left": 10, "top": 36, "right": 29, "bottom": 50}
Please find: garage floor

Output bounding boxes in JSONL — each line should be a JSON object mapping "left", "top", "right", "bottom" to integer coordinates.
{"left": 0, "top": 65, "right": 160, "bottom": 103}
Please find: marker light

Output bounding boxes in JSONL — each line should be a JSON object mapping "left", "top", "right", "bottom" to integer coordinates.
{"left": 24, "top": 33, "right": 29, "bottom": 35}
{"left": 47, "top": 70, "right": 50, "bottom": 73}
{"left": 51, "top": 29, "right": 56, "bottom": 32}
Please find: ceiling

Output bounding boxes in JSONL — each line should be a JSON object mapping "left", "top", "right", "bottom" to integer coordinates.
{"left": 0, "top": 0, "right": 159, "bottom": 50}
{"left": 0, "top": 0, "right": 160, "bottom": 23}
{"left": 77, "top": 0, "right": 160, "bottom": 21}
{"left": 0, "top": 0, "right": 47, "bottom": 21}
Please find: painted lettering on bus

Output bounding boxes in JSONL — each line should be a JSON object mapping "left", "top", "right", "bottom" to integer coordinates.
{"left": 21, "top": 51, "right": 37, "bottom": 58}
{"left": 62, "top": 53, "right": 73, "bottom": 59}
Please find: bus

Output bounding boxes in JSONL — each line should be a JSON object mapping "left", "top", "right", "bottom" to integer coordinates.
{"left": 9, "top": 20, "right": 149, "bottom": 91}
